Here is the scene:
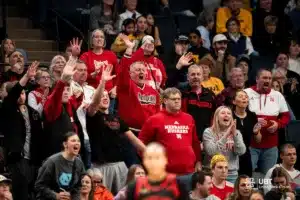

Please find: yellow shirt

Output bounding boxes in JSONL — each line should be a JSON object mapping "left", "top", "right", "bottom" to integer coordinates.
{"left": 216, "top": 7, "right": 253, "bottom": 36}
{"left": 201, "top": 77, "right": 225, "bottom": 95}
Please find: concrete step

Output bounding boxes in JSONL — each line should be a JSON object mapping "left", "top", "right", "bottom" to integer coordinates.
{"left": 27, "top": 61, "right": 51, "bottom": 67}
{"left": 4, "top": 17, "right": 32, "bottom": 29}
{"left": 13, "top": 39, "right": 57, "bottom": 51}
{"left": 0, "top": 6, "right": 21, "bottom": 17}
{"left": 27, "top": 51, "right": 59, "bottom": 62}
{"left": 7, "top": 28, "right": 44, "bottom": 39}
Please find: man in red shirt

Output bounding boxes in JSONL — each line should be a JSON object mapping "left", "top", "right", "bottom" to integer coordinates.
{"left": 138, "top": 87, "right": 201, "bottom": 190}
{"left": 210, "top": 154, "right": 234, "bottom": 200}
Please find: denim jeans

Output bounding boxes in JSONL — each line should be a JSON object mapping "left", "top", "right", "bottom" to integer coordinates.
{"left": 177, "top": 173, "right": 193, "bottom": 192}
{"left": 84, "top": 139, "right": 92, "bottom": 169}
{"left": 109, "top": 98, "right": 116, "bottom": 115}
{"left": 250, "top": 147, "right": 278, "bottom": 175}
{"left": 227, "top": 174, "right": 238, "bottom": 184}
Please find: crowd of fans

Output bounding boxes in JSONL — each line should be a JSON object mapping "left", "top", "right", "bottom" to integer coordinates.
{"left": 1, "top": 0, "right": 300, "bottom": 199}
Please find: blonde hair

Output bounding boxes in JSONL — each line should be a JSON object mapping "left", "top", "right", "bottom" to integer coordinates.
{"left": 211, "top": 106, "right": 233, "bottom": 135}
{"left": 87, "top": 168, "right": 103, "bottom": 179}
{"left": 90, "top": 29, "right": 106, "bottom": 48}
{"left": 49, "top": 55, "right": 66, "bottom": 74}
{"left": 210, "top": 154, "right": 228, "bottom": 169}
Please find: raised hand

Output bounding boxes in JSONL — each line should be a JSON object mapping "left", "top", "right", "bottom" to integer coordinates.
{"left": 26, "top": 61, "right": 39, "bottom": 79}
{"left": 119, "top": 33, "right": 135, "bottom": 49}
{"left": 176, "top": 52, "right": 194, "bottom": 70}
{"left": 231, "top": 119, "right": 237, "bottom": 136}
{"left": 101, "top": 64, "right": 116, "bottom": 82}
{"left": 70, "top": 37, "right": 82, "bottom": 57}
{"left": 62, "top": 56, "right": 77, "bottom": 82}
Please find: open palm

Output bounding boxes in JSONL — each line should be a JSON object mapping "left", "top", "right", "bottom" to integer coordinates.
{"left": 27, "top": 61, "right": 39, "bottom": 79}
{"left": 70, "top": 37, "right": 82, "bottom": 57}
{"left": 119, "top": 33, "right": 135, "bottom": 49}
{"left": 178, "top": 52, "right": 194, "bottom": 67}
{"left": 62, "top": 56, "right": 77, "bottom": 81}
{"left": 102, "top": 64, "right": 116, "bottom": 81}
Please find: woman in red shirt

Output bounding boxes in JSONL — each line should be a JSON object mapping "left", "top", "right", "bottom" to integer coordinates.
{"left": 79, "top": 29, "right": 118, "bottom": 113}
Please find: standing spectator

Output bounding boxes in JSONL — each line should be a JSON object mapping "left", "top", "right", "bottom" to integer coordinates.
{"left": 288, "top": 40, "right": 300, "bottom": 76}
{"left": 264, "top": 144, "right": 300, "bottom": 194}
{"left": 35, "top": 132, "right": 85, "bottom": 200}
{"left": 224, "top": 18, "right": 255, "bottom": 58}
{"left": 43, "top": 57, "right": 84, "bottom": 158}
{"left": 265, "top": 167, "right": 295, "bottom": 200}
{"left": 200, "top": 58, "right": 225, "bottom": 95}
{"left": 49, "top": 55, "right": 67, "bottom": 84}
{"left": 197, "top": 9, "right": 215, "bottom": 50}
{"left": 210, "top": 154, "right": 234, "bottom": 200}
{"left": 80, "top": 30, "right": 118, "bottom": 112}
{"left": 117, "top": 35, "right": 160, "bottom": 131}
{"left": 138, "top": 88, "right": 201, "bottom": 175}
{"left": 0, "top": 39, "right": 15, "bottom": 64}
{"left": 216, "top": 0, "right": 253, "bottom": 37}
{"left": 2, "top": 62, "right": 44, "bottom": 200}
{"left": 227, "top": 175, "right": 252, "bottom": 200}
{"left": 232, "top": 90, "right": 260, "bottom": 177}
{"left": 0, "top": 175, "right": 13, "bottom": 200}
{"left": 188, "top": 29, "right": 210, "bottom": 61}
{"left": 117, "top": 0, "right": 141, "bottom": 31}
{"left": 28, "top": 68, "right": 51, "bottom": 116}
{"left": 203, "top": 106, "right": 246, "bottom": 183}
{"left": 244, "top": 69, "right": 290, "bottom": 175}
{"left": 90, "top": 0, "right": 118, "bottom": 35}
{"left": 145, "top": 13, "right": 162, "bottom": 51}
{"left": 189, "top": 171, "right": 220, "bottom": 200}
{"left": 2, "top": 50, "right": 26, "bottom": 83}
{"left": 80, "top": 174, "right": 94, "bottom": 200}
{"left": 179, "top": 64, "right": 216, "bottom": 141}
{"left": 216, "top": 68, "right": 245, "bottom": 107}
{"left": 114, "top": 165, "right": 145, "bottom": 200}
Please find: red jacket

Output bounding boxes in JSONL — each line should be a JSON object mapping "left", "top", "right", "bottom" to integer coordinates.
{"left": 80, "top": 50, "right": 118, "bottom": 90}
{"left": 117, "top": 56, "right": 160, "bottom": 129}
{"left": 138, "top": 110, "right": 201, "bottom": 175}
{"left": 130, "top": 48, "right": 167, "bottom": 89}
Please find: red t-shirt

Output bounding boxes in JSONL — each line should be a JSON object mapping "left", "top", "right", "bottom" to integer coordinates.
{"left": 210, "top": 181, "right": 234, "bottom": 200}
{"left": 80, "top": 50, "right": 118, "bottom": 90}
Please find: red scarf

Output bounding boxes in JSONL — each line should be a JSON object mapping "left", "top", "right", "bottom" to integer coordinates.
{"left": 32, "top": 87, "right": 48, "bottom": 105}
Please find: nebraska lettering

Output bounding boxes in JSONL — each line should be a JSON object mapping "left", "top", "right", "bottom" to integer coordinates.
{"left": 164, "top": 125, "right": 189, "bottom": 134}
{"left": 138, "top": 93, "right": 156, "bottom": 105}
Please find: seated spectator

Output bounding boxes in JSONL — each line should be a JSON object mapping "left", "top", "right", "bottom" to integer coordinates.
{"left": 80, "top": 174, "right": 94, "bottom": 200}
{"left": 35, "top": 132, "right": 85, "bottom": 200}
{"left": 232, "top": 90, "right": 260, "bottom": 177}
{"left": 216, "top": 0, "right": 253, "bottom": 37}
{"left": 224, "top": 18, "right": 255, "bottom": 58}
{"left": 203, "top": 106, "right": 246, "bottom": 183}
{"left": 28, "top": 68, "right": 51, "bottom": 116}
{"left": 117, "top": 0, "right": 141, "bottom": 31}
{"left": 250, "top": 191, "right": 264, "bottom": 200}
{"left": 90, "top": 0, "right": 118, "bottom": 35}
{"left": 145, "top": 13, "right": 162, "bottom": 51}
{"left": 189, "top": 171, "right": 220, "bottom": 200}
{"left": 0, "top": 175, "right": 13, "bottom": 200}
{"left": 196, "top": 8, "right": 215, "bottom": 50}
{"left": 265, "top": 167, "right": 295, "bottom": 200}
{"left": 264, "top": 144, "right": 300, "bottom": 194}
{"left": 49, "top": 55, "right": 67, "bottom": 85}
{"left": 138, "top": 88, "right": 201, "bottom": 176}
{"left": 209, "top": 154, "right": 234, "bottom": 200}
{"left": 288, "top": 39, "right": 300, "bottom": 76}
{"left": 2, "top": 62, "right": 44, "bottom": 200}
{"left": 216, "top": 68, "right": 245, "bottom": 107}
{"left": 111, "top": 18, "right": 137, "bottom": 58}
{"left": 87, "top": 168, "right": 114, "bottom": 200}
{"left": 114, "top": 164, "right": 145, "bottom": 200}
{"left": 200, "top": 58, "right": 225, "bottom": 95}
{"left": 236, "top": 54, "right": 252, "bottom": 87}
{"left": 135, "top": 15, "right": 148, "bottom": 45}
{"left": 188, "top": 29, "right": 210, "bottom": 61}
{"left": 244, "top": 69, "right": 290, "bottom": 175}
{"left": 2, "top": 50, "right": 26, "bottom": 83}
{"left": 227, "top": 175, "right": 252, "bottom": 200}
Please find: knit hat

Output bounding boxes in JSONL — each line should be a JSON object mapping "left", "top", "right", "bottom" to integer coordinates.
{"left": 210, "top": 154, "right": 228, "bottom": 169}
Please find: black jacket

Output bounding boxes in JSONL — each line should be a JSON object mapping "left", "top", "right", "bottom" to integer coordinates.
{"left": 2, "top": 82, "right": 44, "bottom": 166}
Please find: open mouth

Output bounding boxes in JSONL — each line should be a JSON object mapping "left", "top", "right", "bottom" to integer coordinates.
{"left": 73, "top": 146, "right": 80, "bottom": 152}
{"left": 102, "top": 99, "right": 109, "bottom": 104}
{"left": 138, "top": 74, "right": 144, "bottom": 80}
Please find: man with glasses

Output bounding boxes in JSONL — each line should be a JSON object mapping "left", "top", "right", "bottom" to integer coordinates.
{"left": 138, "top": 88, "right": 201, "bottom": 189}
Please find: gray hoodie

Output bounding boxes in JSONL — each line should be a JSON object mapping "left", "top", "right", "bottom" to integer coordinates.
{"left": 203, "top": 128, "right": 246, "bottom": 176}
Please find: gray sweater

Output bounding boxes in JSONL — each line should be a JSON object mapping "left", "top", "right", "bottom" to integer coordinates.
{"left": 203, "top": 128, "right": 246, "bottom": 176}
{"left": 35, "top": 153, "right": 85, "bottom": 200}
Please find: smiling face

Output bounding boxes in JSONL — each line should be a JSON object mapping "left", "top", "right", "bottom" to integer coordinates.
{"left": 81, "top": 175, "right": 92, "bottom": 195}
{"left": 3, "top": 39, "right": 15, "bottom": 55}
{"left": 217, "top": 107, "right": 232, "bottom": 127}
{"left": 64, "top": 134, "right": 81, "bottom": 156}
{"left": 92, "top": 30, "right": 105, "bottom": 48}
{"left": 99, "top": 90, "right": 110, "bottom": 110}
{"left": 233, "top": 90, "right": 249, "bottom": 109}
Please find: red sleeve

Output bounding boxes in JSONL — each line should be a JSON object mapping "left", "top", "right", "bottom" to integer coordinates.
{"left": 277, "top": 112, "right": 290, "bottom": 129}
{"left": 131, "top": 48, "right": 145, "bottom": 62}
{"left": 117, "top": 56, "right": 132, "bottom": 93}
{"left": 110, "top": 52, "right": 118, "bottom": 87}
{"left": 80, "top": 51, "right": 99, "bottom": 86}
{"left": 157, "top": 58, "right": 167, "bottom": 88}
{"left": 43, "top": 80, "right": 65, "bottom": 122}
{"left": 156, "top": 92, "right": 161, "bottom": 113}
{"left": 69, "top": 93, "right": 83, "bottom": 111}
{"left": 191, "top": 119, "right": 201, "bottom": 162}
{"left": 138, "top": 116, "right": 156, "bottom": 145}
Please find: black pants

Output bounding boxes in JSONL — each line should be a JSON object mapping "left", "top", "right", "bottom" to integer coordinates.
{"left": 8, "top": 158, "right": 36, "bottom": 200}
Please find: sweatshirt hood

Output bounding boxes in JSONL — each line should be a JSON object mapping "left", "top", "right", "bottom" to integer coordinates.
{"left": 251, "top": 85, "right": 271, "bottom": 94}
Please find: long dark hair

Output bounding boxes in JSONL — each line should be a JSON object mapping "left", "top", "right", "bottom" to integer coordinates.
{"left": 61, "top": 132, "right": 78, "bottom": 151}
{"left": 80, "top": 173, "right": 94, "bottom": 200}
{"left": 228, "top": 175, "right": 251, "bottom": 200}
{"left": 126, "top": 164, "right": 145, "bottom": 185}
